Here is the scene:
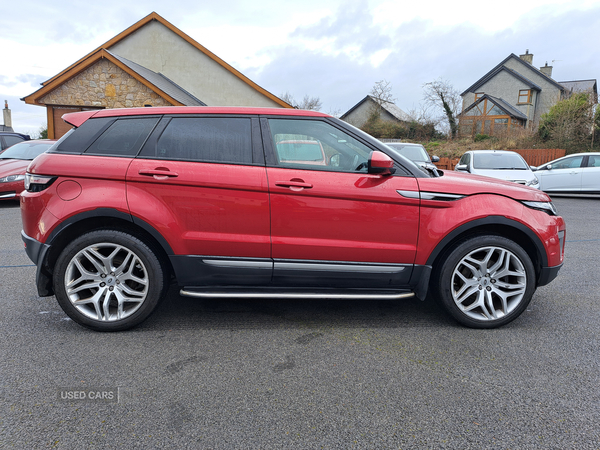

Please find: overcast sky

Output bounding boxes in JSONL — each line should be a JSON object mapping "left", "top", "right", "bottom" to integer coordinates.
{"left": 2, "top": 0, "right": 600, "bottom": 134}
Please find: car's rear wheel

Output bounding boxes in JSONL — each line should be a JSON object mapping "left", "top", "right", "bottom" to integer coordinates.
{"left": 436, "top": 235, "right": 536, "bottom": 328}
{"left": 53, "top": 230, "right": 168, "bottom": 331}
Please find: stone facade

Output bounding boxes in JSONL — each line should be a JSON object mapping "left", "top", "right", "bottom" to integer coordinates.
{"left": 39, "top": 59, "right": 173, "bottom": 108}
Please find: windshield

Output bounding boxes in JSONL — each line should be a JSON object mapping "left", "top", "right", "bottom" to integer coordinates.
{"left": 0, "top": 141, "right": 54, "bottom": 160}
{"left": 472, "top": 152, "right": 528, "bottom": 170}
{"left": 385, "top": 143, "right": 430, "bottom": 162}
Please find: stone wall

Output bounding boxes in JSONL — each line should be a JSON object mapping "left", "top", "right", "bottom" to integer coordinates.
{"left": 39, "top": 58, "right": 173, "bottom": 108}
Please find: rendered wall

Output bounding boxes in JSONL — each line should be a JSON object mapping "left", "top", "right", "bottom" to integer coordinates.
{"left": 461, "top": 60, "right": 562, "bottom": 128}
{"left": 109, "top": 21, "right": 282, "bottom": 108}
{"left": 343, "top": 98, "right": 402, "bottom": 128}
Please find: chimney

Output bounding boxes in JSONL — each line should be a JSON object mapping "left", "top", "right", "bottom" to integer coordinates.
{"left": 2, "top": 100, "right": 12, "bottom": 130}
{"left": 540, "top": 62, "right": 553, "bottom": 78}
{"left": 519, "top": 49, "right": 533, "bottom": 65}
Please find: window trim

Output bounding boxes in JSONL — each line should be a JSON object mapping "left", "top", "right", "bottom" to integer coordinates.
{"left": 137, "top": 114, "right": 264, "bottom": 166}
{"left": 260, "top": 116, "right": 417, "bottom": 177}
{"left": 518, "top": 89, "right": 532, "bottom": 104}
{"left": 84, "top": 116, "right": 161, "bottom": 157}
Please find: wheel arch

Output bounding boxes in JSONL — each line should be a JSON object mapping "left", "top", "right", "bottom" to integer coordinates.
{"left": 39, "top": 209, "right": 174, "bottom": 295}
{"left": 426, "top": 216, "right": 547, "bottom": 284}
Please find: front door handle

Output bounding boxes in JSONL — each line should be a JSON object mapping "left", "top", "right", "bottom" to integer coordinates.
{"left": 275, "top": 179, "right": 313, "bottom": 190}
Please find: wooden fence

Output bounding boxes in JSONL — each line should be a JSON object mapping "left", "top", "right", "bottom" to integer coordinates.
{"left": 433, "top": 149, "right": 566, "bottom": 171}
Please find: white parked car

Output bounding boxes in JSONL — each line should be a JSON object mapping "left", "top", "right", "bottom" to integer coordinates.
{"left": 532, "top": 152, "right": 600, "bottom": 194}
{"left": 455, "top": 150, "right": 540, "bottom": 189}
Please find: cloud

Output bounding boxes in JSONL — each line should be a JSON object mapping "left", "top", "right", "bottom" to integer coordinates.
{"left": 247, "top": 2, "right": 600, "bottom": 116}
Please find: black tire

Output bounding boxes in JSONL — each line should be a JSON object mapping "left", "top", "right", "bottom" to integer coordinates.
{"left": 434, "top": 235, "right": 536, "bottom": 328}
{"left": 53, "top": 230, "right": 168, "bottom": 331}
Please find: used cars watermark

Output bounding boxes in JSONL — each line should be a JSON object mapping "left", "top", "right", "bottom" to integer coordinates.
{"left": 57, "top": 388, "right": 119, "bottom": 403}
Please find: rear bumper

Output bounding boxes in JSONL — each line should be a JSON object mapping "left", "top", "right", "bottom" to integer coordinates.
{"left": 21, "top": 230, "right": 54, "bottom": 297}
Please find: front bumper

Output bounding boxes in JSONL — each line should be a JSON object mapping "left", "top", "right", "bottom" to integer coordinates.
{"left": 538, "top": 263, "right": 563, "bottom": 287}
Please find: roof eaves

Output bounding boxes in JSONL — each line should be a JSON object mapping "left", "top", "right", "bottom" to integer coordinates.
{"left": 41, "top": 12, "right": 162, "bottom": 87}
{"left": 459, "top": 94, "right": 527, "bottom": 120}
{"left": 37, "top": 12, "right": 292, "bottom": 109}
{"left": 340, "top": 95, "right": 371, "bottom": 120}
{"left": 461, "top": 53, "right": 565, "bottom": 95}
{"left": 460, "top": 54, "right": 517, "bottom": 96}
{"left": 22, "top": 49, "right": 184, "bottom": 107}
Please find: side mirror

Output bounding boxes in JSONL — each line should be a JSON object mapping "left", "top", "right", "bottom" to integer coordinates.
{"left": 546, "top": 164, "right": 552, "bottom": 170}
{"left": 455, "top": 164, "right": 469, "bottom": 172}
{"left": 431, "top": 155, "right": 440, "bottom": 163}
{"left": 368, "top": 151, "right": 396, "bottom": 176}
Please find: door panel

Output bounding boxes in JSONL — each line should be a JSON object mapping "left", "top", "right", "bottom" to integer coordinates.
{"left": 581, "top": 156, "right": 600, "bottom": 192}
{"left": 267, "top": 167, "right": 420, "bottom": 265}
{"left": 126, "top": 160, "right": 271, "bottom": 259}
{"left": 538, "top": 156, "right": 584, "bottom": 192}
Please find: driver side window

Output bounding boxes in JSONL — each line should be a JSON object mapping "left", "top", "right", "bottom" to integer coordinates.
{"left": 268, "top": 119, "right": 371, "bottom": 173}
{"left": 553, "top": 156, "right": 583, "bottom": 170}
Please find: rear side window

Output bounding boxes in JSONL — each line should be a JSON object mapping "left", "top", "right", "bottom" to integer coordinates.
{"left": 142, "top": 117, "right": 253, "bottom": 164}
{"left": 3, "top": 136, "right": 25, "bottom": 148}
{"left": 54, "top": 117, "right": 114, "bottom": 153}
{"left": 85, "top": 118, "right": 158, "bottom": 156}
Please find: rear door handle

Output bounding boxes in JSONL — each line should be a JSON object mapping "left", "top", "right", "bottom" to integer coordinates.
{"left": 138, "top": 168, "right": 179, "bottom": 178}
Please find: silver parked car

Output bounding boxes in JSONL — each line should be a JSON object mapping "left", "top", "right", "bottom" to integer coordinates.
{"left": 384, "top": 142, "right": 441, "bottom": 176}
{"left": 455, "top": 150, "right": 540, "bottom": 189}
{"left": 532, "top": 152, "right": 600, "bottom": 194}
{"left": 384, "top": 142, "right": 439, "bottom": 164}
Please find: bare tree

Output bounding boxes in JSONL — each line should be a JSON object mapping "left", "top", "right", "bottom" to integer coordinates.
{"left": 281, "top": 92, "right": 323, "bottom": 111}
{"left": 406, "top": 103, "right": 437, "bottom": 126}
{"left": 423, "top": 79, "right": 461, "bottom": 139}
{"left": 370, "top": 80, "right": 396, "bottom": 112}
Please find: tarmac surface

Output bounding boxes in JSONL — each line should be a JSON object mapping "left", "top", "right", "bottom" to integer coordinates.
{"left": 1, "top": 197, "right": 599, "bottom": 449}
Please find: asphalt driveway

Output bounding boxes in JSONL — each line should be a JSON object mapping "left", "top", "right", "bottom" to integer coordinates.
{"left": 1, "top": 197, "right": 599, "bottom": 449}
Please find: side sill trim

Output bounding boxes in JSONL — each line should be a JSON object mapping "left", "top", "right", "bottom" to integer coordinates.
{"left": 274, "top": 260, "right": 408, "bottom": 273}
{"left": 180, "top": 289, "right": 415, "bottom": 300}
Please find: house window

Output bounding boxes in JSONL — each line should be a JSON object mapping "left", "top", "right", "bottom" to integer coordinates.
{"left": 474, "top": 92, "right": 484, "bottom": 101}
{"left": 460, "top": 98, "right": 525, "bottom": 136}
{"left": 518, "top": 90, "right": 531, "bottom": 104}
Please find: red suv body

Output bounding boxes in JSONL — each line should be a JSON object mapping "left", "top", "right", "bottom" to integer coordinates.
{"left": 21, "top": 107, "right": 565, "bottom": 331}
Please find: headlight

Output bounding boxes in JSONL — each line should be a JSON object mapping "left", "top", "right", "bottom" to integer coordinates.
{"left": 522, "top": 200, "right": 558, "bottom": 216}
{"left": 0, "top": 174, "right": 25, "bottom": 183}
{"left": 526, "top": 177, "right": 539, "bottom": 187}
{"left": 24, "top": 173, "right": 56, "bottom": 192}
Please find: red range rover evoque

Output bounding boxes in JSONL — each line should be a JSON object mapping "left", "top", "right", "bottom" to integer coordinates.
{"left": 21, "top": 107, "right": 565, "bottom": 331}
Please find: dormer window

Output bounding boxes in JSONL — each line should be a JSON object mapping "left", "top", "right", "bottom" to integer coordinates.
{"left": 518, "top": 89, "right": 531, "bottom": 104}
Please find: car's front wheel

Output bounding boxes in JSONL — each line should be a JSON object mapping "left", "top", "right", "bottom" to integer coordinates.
{"left": 53, "top": 230, "right": 168, "bottom": 331}
{"left": 436, "top": 235, "right": 536, "bottom": 328}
